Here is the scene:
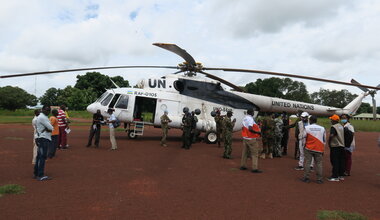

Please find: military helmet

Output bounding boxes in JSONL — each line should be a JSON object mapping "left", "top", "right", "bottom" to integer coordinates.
{"left": 211, "top": 111, "right": 216, "bottom": 117}
{"left": 194, "top": 108, "right": 201, "bottom": 115}
{"left": 183, "top": 107, "right": 189, "bottom": 113}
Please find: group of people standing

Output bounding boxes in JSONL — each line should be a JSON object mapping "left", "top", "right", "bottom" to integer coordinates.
{"left": 32, "top": 105, "right": 69, "bottom": 181}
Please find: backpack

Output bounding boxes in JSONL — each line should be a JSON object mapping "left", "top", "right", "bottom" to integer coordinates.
{"left": 113, "top": 117, "right": 121, "bottom": 128}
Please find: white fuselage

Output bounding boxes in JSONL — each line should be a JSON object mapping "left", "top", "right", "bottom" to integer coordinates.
{"left": 87, "top": 74, "right": 367, "bottom": 133}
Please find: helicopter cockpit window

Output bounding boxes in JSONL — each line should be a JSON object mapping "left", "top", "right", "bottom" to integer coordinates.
{"left": 108, "top": 94, "right": 121, "bottom": 108}
{"left": 101, "top": 93, "right": 113, "bottom": 106}
{"left": 115, "top": 95, "right": 129, "bottom": 109}
{"left": 96, "top": 92, "right": 109, "bottom": 102}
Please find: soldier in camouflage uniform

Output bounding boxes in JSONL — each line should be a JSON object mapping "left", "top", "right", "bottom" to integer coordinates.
{"left": 214, "top": 109, "right": 224, "bottom": 147}
{"left": 182, "top": 107, "right": 193, "bottom": 150}
{"left": 222, "top": 110, "right": 236, "bottom": 159}
{"left": 191, "top": 111, "right": 199, "bottom": 143}
{"left": 273, "top": 113, "right": 284, "bottom": 157}
{"left": 160, "top": 110, "right": 172, "bottom": 147}
{"left": 260, "top": 113, "right": 275, "bottom": 159}
{"left": 287, "top": 110, "right": 303, "bottom": 159}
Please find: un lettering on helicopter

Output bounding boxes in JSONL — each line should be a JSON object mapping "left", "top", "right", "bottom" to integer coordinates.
{"left": 1, "top": 43, "right": 379, "bottom": 144}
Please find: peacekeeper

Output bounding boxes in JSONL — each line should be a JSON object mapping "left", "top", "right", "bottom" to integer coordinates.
{"left": 214, "top": 109, "right": 224, "bottom": 147}
{"left": 222, "top": 110, "right": 236, "bottom": 159}
{"left": 287, "top": 110, "right": 304, "bottom": 159}
{"left": 181, "top": 107, "right": 193, "bottom": 150}
{"left": 191, "top": 109, "right": 201, "bottom": 143}
{"left": 260, "top": 113, "right": 275, "bottom": 159}
{"left": 160, "top": 110, "right": 172, "bottom": 147}
{"left": 240, "top": 109, "right": 263, "bottom": 173}
{"left": 273, "top": 113, "right": 284, "bottom": 157}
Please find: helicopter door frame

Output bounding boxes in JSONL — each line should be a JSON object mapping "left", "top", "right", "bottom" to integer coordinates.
{"left": 132, "top": 96, "right": 157, "bottom": 124}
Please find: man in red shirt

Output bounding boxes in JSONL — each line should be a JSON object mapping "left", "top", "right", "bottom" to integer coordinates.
{"left": 57, "top": 105, "right": 69, "bottom": 149}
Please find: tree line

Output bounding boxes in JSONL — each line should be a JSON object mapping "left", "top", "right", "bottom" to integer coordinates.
{"left": 0, "top": 72, "right": 378, "bottom": 114}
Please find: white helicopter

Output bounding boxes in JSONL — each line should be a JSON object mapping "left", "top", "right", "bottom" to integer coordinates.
{"left": 1, "top": 43, "right": 379, "bottom": 143}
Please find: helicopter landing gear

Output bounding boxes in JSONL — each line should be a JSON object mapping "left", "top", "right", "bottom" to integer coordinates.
{"left": 205, "top": 131, "right": 217, "bottom": 144}
{"left": 128, "top": 130, "right": 137, "bottom": 139}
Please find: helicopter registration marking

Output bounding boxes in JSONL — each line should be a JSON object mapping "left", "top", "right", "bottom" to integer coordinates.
{"left": 134, "top": 91, "right": 157, "bottom": 97}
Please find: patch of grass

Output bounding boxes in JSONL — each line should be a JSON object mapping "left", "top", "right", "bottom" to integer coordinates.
{"left": 0, "top": 184, "right": 25, "bottom": 197}
{"left": 297, "top": 118, "right": 380, "bottom": 132}
{"left": 317, "top": 210, "right": 368, "bottom": 220}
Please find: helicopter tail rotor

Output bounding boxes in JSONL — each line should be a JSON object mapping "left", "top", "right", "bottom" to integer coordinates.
{"left": 351, "top": 79, "right": 379, "bottom": 119}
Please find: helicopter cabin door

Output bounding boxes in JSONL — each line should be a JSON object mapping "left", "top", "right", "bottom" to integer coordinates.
{"left": 133, "top": 96, "right": 157, "bottom": 124}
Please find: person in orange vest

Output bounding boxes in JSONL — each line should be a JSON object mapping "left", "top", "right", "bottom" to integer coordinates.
{"left": 300, "top": 115, "right": 326, "bottom": 184}
{"left": 240, "top": 109, "right": 263, "bottom": 173}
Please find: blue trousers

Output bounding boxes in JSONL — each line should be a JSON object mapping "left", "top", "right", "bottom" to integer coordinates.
{"left": 34, "top": 138, "right": 50, "bottom": 177}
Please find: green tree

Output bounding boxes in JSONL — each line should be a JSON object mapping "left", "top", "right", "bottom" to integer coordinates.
{"left": 244, "top": 77, "right": 311, "bottom": 102}
{"left": 0, "top": 86, "right": 38, "bottom": 110}
{"left": 310, "top": 89, "right": 357, "bottom": 108}
{"left": 40, "top": 88, "right": 62, "bottom": 106}
{"left": 53, "top": 86, "right": 97, "bottom": 110}
{"left": 74, "top": 72, "right": 129, "bottom": 97}
{"left": 356, "top": 102, "right": 372, "bottom": 114}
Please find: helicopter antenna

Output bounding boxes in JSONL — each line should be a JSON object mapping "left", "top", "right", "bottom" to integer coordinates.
{"left": 109, "top": 77, "right": 120, "bottom": 88}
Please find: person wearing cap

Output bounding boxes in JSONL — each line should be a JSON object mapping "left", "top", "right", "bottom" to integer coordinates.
{"left": 327, "top": 114, "right": 345, "bottom": 182}
{"left": 214, "top": 109, "right": 224, "bottom": 147}
{"left": 294, "top": 112, "right": 314, "bottom": 170}
{"left": 222, "top": 110, "right": 236, "bottom": 159}
{"left": 107, "top": 108, "right": 118, "bottom": 150}
{"left": 240, "top": 109, "right": 263, "bottom": 173}
{"left": 300, "top": 115, "right": 326, "bottom": 184}
{"left": 181, "top": 107, "right": 192, "bottom": 149}
{"left": 160, "top": 110, "right": 172, "bottom": 147}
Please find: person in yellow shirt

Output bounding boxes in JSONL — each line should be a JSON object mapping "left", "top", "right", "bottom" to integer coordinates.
{"left": 48, "top": 109, "right": 59, "bottom": 159}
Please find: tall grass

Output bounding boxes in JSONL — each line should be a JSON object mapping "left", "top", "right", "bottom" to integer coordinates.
{"left": 317, "top": 210, "right": 368, "bottom": 220}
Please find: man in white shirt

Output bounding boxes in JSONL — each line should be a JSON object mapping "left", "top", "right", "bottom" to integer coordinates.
{"left": 32, "top": 109, "right": 40, "bottom": 164}
{"left": 33, "top": 105, "right": 53, "bottom": 181}
{"left": 107, "top": 108, "right": 118, "bottom": 150}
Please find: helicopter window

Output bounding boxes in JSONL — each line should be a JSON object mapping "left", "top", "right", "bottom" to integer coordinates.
{"left": 115, "top": 95, "right": 129, "bottom": 109}
{"left": 101, "top": 93, "right": 113, "bottom": 106}
{"left": 173, "top": 80, "right": 184, "bottom": 92}
{"left": 96, "top": 92, "right": 109, "bottom": 102}
{"left": 109, "top": 94, "right": 121, "bottom": 108}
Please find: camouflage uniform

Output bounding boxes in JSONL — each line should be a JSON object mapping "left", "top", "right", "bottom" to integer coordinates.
{"left": 160, "top": 113, "right": 171, "bottom": 146}
{"left": 288, "top": 117, "right": 301, "bottom": 159}
{"left": 260, "top": 116, "right": 275, "bottom": 159}
{"left": 182, "top": 113, "right": 193, "bottom": 149}
{"left": 223, "top": 114, "right": 236, "bottom": 159}
{"left": 215, "top": 114, "right": 224, "bottom": 147}
{"left": 273, "top": 116, "right": 284, "bottom": 157}
{"left": 191, "top": 113, "right": 199, "bottom": 143}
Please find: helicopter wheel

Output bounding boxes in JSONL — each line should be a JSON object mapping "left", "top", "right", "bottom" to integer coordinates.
{"left": 205, "top": 131, "right": 217, "bottom": 144}
{"left": 128, "top": 130, "right": 137, "bottom": 139}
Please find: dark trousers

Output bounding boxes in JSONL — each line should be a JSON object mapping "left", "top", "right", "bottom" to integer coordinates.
{"left": 34, "top": 138, "right": 50, "bottom": 177}
{"left": 182, "top": 128, "right": 192, "bottom": 149}
{"left": 330, "top": 147, "right": 345, "bottom": 178}
{"left": 88, "top": 125, "right": 101, "bottom": 147}
{"left": 48, "top": 135, "right": 58, "bottom": 158}
{"left": 345, "top": 150, "right": 352, "bottom": 174}
{"left": 281, "top": 132, "right": 289, "bottom": 154}
{"left": 58, "top": 126, "right": 67, "bottom": 147}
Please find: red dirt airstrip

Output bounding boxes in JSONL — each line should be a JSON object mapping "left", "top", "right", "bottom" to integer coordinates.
{"left": 0, "top": 122, "right": 379, "bottom": 220}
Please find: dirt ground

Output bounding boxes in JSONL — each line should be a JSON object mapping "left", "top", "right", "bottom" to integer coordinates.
{"left": 0, "top": 123, "right": 379, "bottom": 220}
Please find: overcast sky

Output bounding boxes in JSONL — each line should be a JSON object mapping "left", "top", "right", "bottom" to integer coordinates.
{"left": 1, "top": 0, "right": 379, "bottom": 106}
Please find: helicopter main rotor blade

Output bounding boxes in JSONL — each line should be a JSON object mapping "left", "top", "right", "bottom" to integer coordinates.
{"left": 350, "top": 79, "right": 370, "bottom": 93}
{"left": 0, "top": 65, "right": 178, "bottom": 79}
{"left": 199, "top": 70, "right": 244, "bottom": 92}
{"left": 153, "top": 43, "right": 196, "bottom": 67}
{"left": 204, "top": 67, "right": 380, "bottom": 91}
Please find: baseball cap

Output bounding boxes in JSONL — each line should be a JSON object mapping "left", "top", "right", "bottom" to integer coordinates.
{"left": 329, "top": 114, "right": 340, "bottom": 121}
{"left": 301, "top": 112, "right": 309, "bottom": 117}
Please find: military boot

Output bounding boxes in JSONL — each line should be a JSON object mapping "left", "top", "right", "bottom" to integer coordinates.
{"left": 260, "top": 153, "right": 266, "bottom": 159}
{"left": 268, "top": 153, "right": 273, "bottom": 159}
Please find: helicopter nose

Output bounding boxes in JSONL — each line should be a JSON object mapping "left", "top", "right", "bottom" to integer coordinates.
{"left": 86, "top": 103, "right": 97, "bottom": 113}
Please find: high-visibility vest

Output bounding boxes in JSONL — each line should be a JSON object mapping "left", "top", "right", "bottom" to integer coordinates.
{"left": 241, "top": 124, "right": 261, "bottom": 139}
{"left": 304, "top": 124, "right": 326, "bottom": 153}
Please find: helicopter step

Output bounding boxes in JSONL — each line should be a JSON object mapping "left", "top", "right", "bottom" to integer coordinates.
{"left": 126, "top": 121, "right": 145, "bottom": 139}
